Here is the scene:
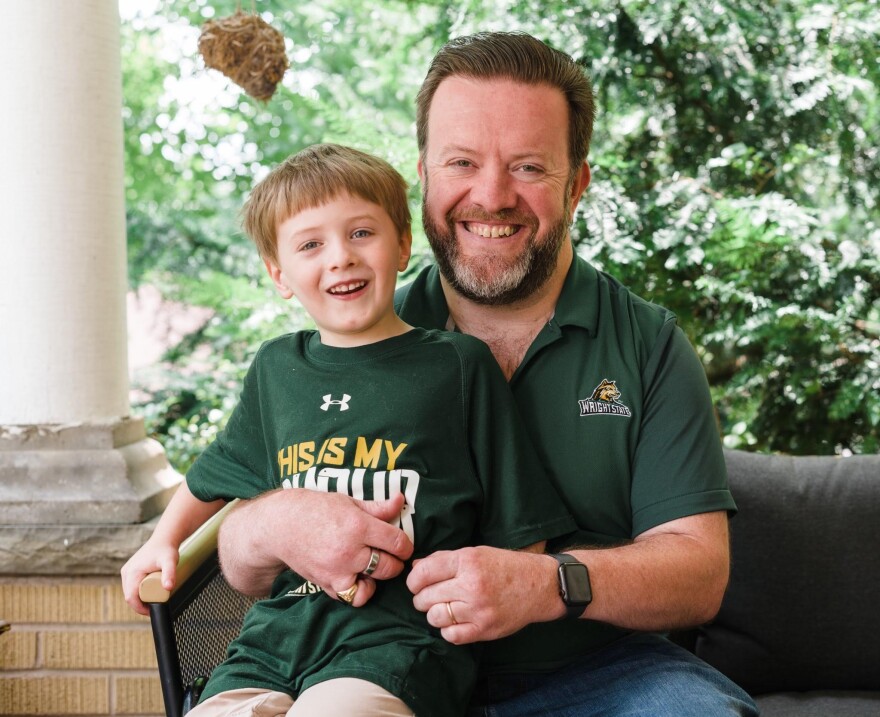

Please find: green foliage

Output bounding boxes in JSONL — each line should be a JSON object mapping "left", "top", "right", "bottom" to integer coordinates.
{"left": 559, "top": 0, "right": 880, "bottom": 454}
{"left": 122, "top": 0, "right": 879, "bottom": 465}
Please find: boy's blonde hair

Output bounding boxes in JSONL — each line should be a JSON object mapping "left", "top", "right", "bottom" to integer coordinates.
{"left": 243, "top": 144, "right": 411, "bottom": 262}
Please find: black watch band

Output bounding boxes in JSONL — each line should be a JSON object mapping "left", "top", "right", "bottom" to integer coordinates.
{"left": 549, "top": 553, "right": 592, "bottom": 619}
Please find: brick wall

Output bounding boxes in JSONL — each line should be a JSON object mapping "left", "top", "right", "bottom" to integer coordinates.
{"left": 0, "top": 577, "right": 162, "bottom": 716}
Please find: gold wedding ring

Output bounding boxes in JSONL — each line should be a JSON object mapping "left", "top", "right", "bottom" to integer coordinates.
{"left": 363, "top": 550, "right": 380, "bottom": 576}
{"left": 445, "top": 601, "right": 458, "bottom": 625}
{"left": 336, "top": 584, "right": 358, "bottom": 604}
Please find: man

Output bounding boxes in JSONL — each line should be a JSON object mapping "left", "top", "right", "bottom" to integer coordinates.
{"left": 218, "top": 32, "right": 758, "bottom": 716}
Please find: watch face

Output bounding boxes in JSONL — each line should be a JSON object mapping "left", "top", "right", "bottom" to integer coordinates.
{"left": 561, "top": 563, "right": 592, "bottom": 605}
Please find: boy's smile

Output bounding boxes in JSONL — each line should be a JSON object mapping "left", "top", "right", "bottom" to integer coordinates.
{"left": 266, "top": 193, "right": 412, "bottom": 347}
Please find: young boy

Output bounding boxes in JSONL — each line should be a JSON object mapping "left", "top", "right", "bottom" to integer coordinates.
{"left": 121, "top": 144, "right": 574, "bottom": 717}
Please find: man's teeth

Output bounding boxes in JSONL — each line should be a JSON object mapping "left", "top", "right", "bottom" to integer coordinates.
{"left": 465, "top": 222, "right": 516, "bottom": 238}
{"left": 329, "top": 281, "right": 366, "bottom": 294}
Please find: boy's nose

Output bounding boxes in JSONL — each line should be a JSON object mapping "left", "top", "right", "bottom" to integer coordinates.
{"left": 327, "top": 240, "right": 356, "bottom": 270}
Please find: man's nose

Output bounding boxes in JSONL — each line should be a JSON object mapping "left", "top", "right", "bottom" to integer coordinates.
{"left": 470, "top": 164, "right": 516, "bottom": 213}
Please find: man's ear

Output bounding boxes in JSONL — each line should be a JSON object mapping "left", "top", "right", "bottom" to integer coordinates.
{"left": 417, "top": 157, "right": 425, "bottom": 185}
{"left": 264, "top": 258, "right": 294, "bottom": 299}
{"left": 569, "top": 162, "right": 591, "bottom": 217}
{"left": 398, "top": 228, "right": 413, "bottom": 272}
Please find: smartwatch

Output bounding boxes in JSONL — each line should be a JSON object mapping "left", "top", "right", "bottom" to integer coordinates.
{"left": 549, "top": 553, "right": 592, "bottom": 619}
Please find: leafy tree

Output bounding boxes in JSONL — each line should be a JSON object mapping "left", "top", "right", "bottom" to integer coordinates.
{"left": 542, "top": 0, "right": 880, "bottom": 454}
{"left": 122, "top": 0, "right": 879, "bottom": 467}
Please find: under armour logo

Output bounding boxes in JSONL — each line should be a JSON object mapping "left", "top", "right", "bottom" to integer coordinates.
{"left": 321, "top": 394, "right": 351, "bottom": 411}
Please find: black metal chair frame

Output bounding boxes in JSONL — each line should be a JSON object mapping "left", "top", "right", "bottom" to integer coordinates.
{"left": 148, "top": 552, "right": 223, "bottom": 717}
{"left": 141, "top": 501, "right": 255, "bottom": 717}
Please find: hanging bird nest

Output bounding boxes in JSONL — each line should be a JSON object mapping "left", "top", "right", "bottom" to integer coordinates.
{"left": 198, "top": 9, "right": 289, "bottom": 102}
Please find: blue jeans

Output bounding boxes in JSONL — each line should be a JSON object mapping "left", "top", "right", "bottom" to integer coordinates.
{"left": 467, "top": 633, "right": 759, "bottom": 717}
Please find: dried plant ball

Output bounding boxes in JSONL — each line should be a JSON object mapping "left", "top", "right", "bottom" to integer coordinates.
{"left": 198, "top": 10, "right": 288, "bottom": 101}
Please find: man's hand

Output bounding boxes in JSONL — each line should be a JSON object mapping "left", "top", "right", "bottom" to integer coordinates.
{"left": 407, "top": 547, "right": 559, "bottom": 644}
{"left": 408, "top": 512, "right": 732, "bottom": 644}
{"left": 218, "top": 489, "right": 414, "bottom": 607}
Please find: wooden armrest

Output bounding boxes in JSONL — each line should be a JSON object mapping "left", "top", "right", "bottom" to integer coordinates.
{"left": 138, "top": 499, "right": 239, "bottom": 604}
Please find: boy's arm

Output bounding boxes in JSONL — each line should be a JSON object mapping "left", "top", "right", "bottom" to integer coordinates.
{"left": 120, "top": 481, "right": 225, "bottom": 615}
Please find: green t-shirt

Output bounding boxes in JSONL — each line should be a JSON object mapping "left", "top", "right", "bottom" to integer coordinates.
{"left": 187, "top": 328, "right": 575, "bottom": 716}
{"left": 395, "top": 257, "right": 736, "bottom": 674}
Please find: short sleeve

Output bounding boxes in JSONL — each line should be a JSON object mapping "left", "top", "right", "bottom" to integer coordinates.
{"left": 630, "top": 320, "right": 736, "bottom": 536}
{"left": 186, "top": 357, "right": 271, "bottom": 502}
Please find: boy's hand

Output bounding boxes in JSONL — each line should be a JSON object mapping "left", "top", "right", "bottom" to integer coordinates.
{"left": 120, "top": 542, "right": 180, "bottom": 616}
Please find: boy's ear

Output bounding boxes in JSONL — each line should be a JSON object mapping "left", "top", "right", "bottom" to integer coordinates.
{"left": 264, "top": 258, "right": 294, "bottom": 299}
{"left": 398, "top": 228, "right": 413, "bottom": 272}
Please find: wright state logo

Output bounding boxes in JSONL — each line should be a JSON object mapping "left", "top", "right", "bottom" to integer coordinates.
{"left": 579, "top": 379, "right": 632, "bottom": 418}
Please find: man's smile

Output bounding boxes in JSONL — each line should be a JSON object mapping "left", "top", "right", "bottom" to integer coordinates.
{"left": 463, "top": 222, "right": 519, "bottom": 238}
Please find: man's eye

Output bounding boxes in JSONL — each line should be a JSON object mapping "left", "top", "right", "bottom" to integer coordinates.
{"left": 453, "top": 159, "right": 473, "bottom": 168}
{"left": 519, "top": 164, "right": 541, "bottom": 173}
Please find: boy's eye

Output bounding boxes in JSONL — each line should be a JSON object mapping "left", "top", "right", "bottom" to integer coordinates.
{"left": 299, "top": 240, "right": 321, "bottom": 251}
{"left": 352, "top": 229, "right": 372, "bottom": 239}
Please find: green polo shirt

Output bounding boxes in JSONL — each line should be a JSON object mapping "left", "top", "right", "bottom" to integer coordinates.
{"left": 395, "top": 255, "right": 735, "bottom": 673}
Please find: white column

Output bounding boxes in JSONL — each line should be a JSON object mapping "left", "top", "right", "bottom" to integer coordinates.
{"left": 0, "top": 1, "right": 130, "bottom": 423}
{"left": 0, "top": 1, "right": 180, "bottom": 574}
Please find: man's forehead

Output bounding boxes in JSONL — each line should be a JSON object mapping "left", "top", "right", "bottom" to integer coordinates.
{"left": 427, "top": 75, "right": 568, "bottom": 122}
{"left": 426, "top": 76, "right": 570, "bottom": 155}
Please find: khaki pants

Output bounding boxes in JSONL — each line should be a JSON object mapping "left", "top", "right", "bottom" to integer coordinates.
{"left": 186, "top": 679, "right": 415, "bottom": 717}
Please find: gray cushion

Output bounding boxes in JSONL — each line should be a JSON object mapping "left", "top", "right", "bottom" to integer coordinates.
{"left": 694, "top": 450, "right": 880, "bottom": 694}
{"left": 756, "top": 691, "right": 880, "bottom": 717}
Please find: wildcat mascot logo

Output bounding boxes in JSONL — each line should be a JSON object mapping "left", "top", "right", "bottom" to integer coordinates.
{"left": 579, "top": 379, "right": 632, "bottom": 418}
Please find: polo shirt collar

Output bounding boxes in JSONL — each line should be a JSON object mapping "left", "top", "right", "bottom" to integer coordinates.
{"left": 397, "top": 265, "right": 449, "bottom": 330}
{"left": 403, "top": 252, "right": 600, "bottom": 337}
{"left": 552, "top": 252, "right": 599, "bottom": 337}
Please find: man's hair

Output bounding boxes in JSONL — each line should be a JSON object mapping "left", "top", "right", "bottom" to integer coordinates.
{"left": 416, "top": 32, "right": 595, "bottom": 173}
{"left": 243, "top": 143, "right": 411, "bottom": 262}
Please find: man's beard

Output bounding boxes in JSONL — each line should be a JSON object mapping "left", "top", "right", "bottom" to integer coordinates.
{"left": 422, "top": 194, "right": 570, "bottom": 306}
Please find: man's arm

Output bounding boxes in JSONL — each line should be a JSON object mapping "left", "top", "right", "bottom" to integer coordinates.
{"left": 219, "top": 489, "right": 415, "bottom": 607}
{"left": 407, "top": 510, "right": 729, "bottom": 644}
